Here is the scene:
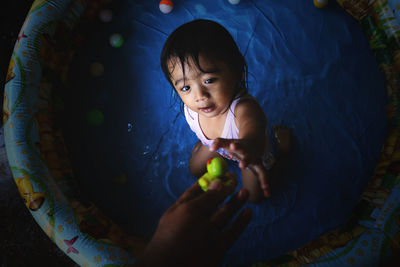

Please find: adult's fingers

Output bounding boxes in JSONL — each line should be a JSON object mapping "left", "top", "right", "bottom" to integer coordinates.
{"left": 190, "top": 176, "right": 237, "bottom": 217}
{"left": 172, "top": 181, "right": 204, "bottom": 209}
{"left": 211, "top": 189, "right": 249, "bottom": 230}
{"left": 222, "top": 208, "right": 252, "bottom": 250}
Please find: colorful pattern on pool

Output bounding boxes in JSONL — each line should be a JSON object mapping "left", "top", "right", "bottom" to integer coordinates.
{"left": 4, "top": 0, "right": 145, "bottom": 266}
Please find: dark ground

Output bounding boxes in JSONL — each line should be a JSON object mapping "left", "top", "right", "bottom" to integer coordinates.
{"left": 0, "top": 1, "right": 77, "bottom": 266}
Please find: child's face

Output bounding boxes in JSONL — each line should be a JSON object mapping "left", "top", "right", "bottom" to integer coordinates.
{"left": 168, "top": 54, "right": 238, "bottom": 119}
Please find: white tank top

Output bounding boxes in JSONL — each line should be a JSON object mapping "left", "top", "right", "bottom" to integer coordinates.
{"left": 184, "top": 97, "right": 242, "bottom": 160}
{"left": 183, "top": 95, "right": 276, "bottom": 169}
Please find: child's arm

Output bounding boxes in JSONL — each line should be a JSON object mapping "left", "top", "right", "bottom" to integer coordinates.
{"left": 210, "top": 98, "right": 270, "bottom": 197}
{"left": 233, "top": 98, "right": 268, "bottom": 165}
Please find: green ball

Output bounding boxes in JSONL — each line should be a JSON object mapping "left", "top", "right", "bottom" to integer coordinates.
{"left": 86, "top": 109, "right": 104, "bottom": 126}
{"left": 113, "top": 173, "right": 127, "bottom": 185}
{"left": 109, "top": 33, "right": 124, "bottom": 48}
{"left": 206, "top": 157, "right": 228, "bottom": 177}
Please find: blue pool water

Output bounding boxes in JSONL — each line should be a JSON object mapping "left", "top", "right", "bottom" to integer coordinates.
{"left": 63, "top": 0, "right": 387, "bottom": 264}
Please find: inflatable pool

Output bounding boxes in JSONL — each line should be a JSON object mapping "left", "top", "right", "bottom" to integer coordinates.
{"left": 3, "top": 0, "right": 400, "bottom": 266}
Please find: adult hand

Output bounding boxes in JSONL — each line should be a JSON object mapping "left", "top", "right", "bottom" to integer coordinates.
{"left": 211, "top": 138, "right": 270, "bottom": 197}
{"left": 133, "top": 178, "right": 252, "bottom": 267}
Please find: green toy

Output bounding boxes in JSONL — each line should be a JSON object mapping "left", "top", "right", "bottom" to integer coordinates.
{"left": 198, "top": 156, "right": 236, "bottom": 191}
{"left": 86, "top": 108, "right": 104, "bottom": 126}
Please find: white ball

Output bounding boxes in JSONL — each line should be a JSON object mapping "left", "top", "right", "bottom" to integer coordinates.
{"left": 228, "top": 0, "right": 240, "bottom": 5}
{"left": 159, "top": 3, "right": 173, "bottom": 14}
{"left": 99, "top": 9, "right": 113, "bottom": 22}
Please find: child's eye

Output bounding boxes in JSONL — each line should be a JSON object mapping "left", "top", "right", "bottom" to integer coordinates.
{"left": 181, "top": 85, "right": 190, "bottom": 92}
{"left": 205, "top": 78, "right": 217, "bottom": 84}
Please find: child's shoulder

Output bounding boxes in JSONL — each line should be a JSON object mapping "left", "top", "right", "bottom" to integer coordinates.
{"left": 234, "top": 93, "right": 266, "bottom": 122}
{"left": 235, "top": 93, "right": 261, "bottom": 110}
{"left": 234, "top": 94, "right": 265, "bottom": 117}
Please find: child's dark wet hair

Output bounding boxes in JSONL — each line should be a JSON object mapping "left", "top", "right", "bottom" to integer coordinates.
{"left": 160, "top": 19, "right": 248, "bottom": 106}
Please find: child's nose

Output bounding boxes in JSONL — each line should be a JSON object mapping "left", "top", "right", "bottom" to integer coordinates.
{"left": 195, "top": 86, "right": 209, "bottom": 102}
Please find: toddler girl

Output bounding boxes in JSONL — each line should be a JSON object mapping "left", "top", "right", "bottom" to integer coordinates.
{"left": 160, "top": 19, "right": 290, "bottom": 202}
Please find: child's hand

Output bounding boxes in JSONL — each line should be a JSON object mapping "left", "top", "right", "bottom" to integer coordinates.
{"left": 210, "top": 138, "right": 270, "bottom": 197}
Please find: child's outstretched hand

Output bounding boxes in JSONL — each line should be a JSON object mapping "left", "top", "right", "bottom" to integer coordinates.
{"left": 210, "top": 138, "right": 270, "bottom": 198}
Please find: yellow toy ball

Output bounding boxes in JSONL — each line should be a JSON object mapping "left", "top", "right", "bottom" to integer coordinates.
{"left": 198, "top": 157, "right": 237, "bottom": 192}
{"left": 314, "top": 0, "right": 328, "bottom": 8}
{"left": 206, "top": 157, "right": 228, "bottom": 177}
{"left": 198, "top": 173, "right": 221, "bottom": 192}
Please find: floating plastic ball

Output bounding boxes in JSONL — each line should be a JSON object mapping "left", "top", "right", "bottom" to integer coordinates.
{"left": 86, "top": 109, "right": 104, "bottom": 126}
{"left": 90, "top": 62, "right": 104, "bottom": 77}
{"left": 195, "top": 4, "right": 206, "bottom": 14}
{"left": 109, "top": 33, "right": 124, "bottom": 48}
{"left": 228, "top": 0, "right": 240, "bottom": 5}
{"left": 313, "top": 0, "right": 328, "bottom": 8}
{"left": 159, "top": 0, "right": 173, "bottom": 14}
{"left": 113, "top": 173, "right": 127, "bottom": 185}
{"left": 99, "top": 9, "right": 113, "bottom": 22}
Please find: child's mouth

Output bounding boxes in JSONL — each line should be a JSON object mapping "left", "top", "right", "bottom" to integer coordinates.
{"left": 199, "top": 105, "right": 215, "bottom": 113}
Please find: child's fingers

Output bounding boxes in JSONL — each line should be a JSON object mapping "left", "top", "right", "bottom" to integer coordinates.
{"left": 229, "top": 142, "right": 257, "bottom": 165}
{"left": 210, "top": 138, "right": 231, "bottom": 151}
{"left": 209, "top": 139, "right": 218, "bottom": 151}
{"left": 212, "top": 139, "right": 255, "bottom": 165}
{"left": 229, "top": 142, "right": 237, "bottom": 150}
{"left": 229, "top": 142, "right": 244, "bottom": 154}
{"left": 238, "top": 154, "right": 255, "bottom": 169}
{"left": 239, "top": 160, "right": 245, "bottom": 169}
{"left": 251, "top": 164, "right": 270, "bottom": 198}
{"left": 238, "top": 160, "right": 247, "bottom": 169}
{"left": 228, "top": 143, "right": 249, "bottom": 163}
{"left": 211, "top": 139, "right": 244, "bottom": 158}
